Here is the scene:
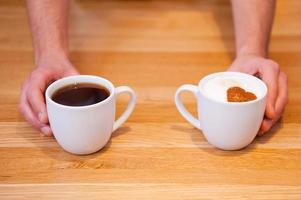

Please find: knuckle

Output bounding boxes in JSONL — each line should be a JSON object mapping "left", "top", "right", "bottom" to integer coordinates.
{"left": 30, "top": 68, "right": 50, "bottom": 82}
{"left": 21, "top": 79, "right": 29, "bottom": 90}
{"left": 268, "top": 59, "right": 278, "bottom": 66}
{"left": 26, "top": 85, "right": 36, "bottom": 96}
{"left": 272, "top": 65, "right": 280, "bottom": 72}
{"left": 267, "top": 60, "right": 280, "bottom": 70}
{"left": 30, "top": 70, "right": 50, "bottom": 89}
{"left": 266, "top": 59, "right": 279, "bottom": 68}
{"left": 26, "top": 91, "right": 38, "bottom": 108}
{"left": 30, "top": 70, "right": 42, "bottom": 82}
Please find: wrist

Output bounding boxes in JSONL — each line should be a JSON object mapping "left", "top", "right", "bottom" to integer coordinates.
{"left": 34, "top": 48, "right": 69, "bottom": 66}
{"left": 34, "top": 50, "right": 75, "bottom": 73}
{"left": 32, "top": 34, "right": 69, "bottom": 64}
{"left": 236, "top": 44, "right": 268, "bottom": 58}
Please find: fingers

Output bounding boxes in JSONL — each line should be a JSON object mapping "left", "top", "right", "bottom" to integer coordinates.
{"left": 258, "top": 118, "right": 274, "bottom": 136}
{"left": 19, "top": 82, "right": 52, "bottom": 135}
{"left": 40, "top": 126, "right": 52, "bottom": 136}
{"left": 19, "top": 81, "right": 40, "bottom": 129}
{"left": 260, "top": 61, "right": 280, "bottom": 119}
{"left": 19, "top": 77, "right": 52, "bottom": 136}
{"left": 275, "top": 72, "right": 288, "bottom": 115}
{"left": 27, "top": 73, "right": 48, "bottom": 124}
{"left": 21, "top": 100, "right": 48, "bottom": 131}
{"left": 258, "top": 71, "right": 288, "bottom": 136}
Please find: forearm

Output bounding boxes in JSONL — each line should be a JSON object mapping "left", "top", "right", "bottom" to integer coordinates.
{"left": 26, "top": 0, "right": 69, "bottom": 63}
{"left": 231, "top": 0, "right": 276, "bottom": 58}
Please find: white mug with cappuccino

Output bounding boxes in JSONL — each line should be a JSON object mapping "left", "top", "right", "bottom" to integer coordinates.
{"left": 46, "top": 75, "right": 136, "bottom": 155}
{"left": 175, "top": 72, "right": 267, "bottom": 150}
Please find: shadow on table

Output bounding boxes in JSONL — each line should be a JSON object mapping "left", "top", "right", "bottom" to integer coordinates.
{"left": 36, "top": 126, "right": 132, "bottom": 161}
{"left": 255, "top": 119, "right": 283, "bottom": 145}
{"left": 172, "top": 119, "right": 283, "bottom": 157}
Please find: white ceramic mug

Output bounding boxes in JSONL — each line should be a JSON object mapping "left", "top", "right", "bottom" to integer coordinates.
{"left": 175, "top": 72, "right": 267, "bottom": 150}
{"left": 45, "top": 75, "right": 136, "bottom": 155}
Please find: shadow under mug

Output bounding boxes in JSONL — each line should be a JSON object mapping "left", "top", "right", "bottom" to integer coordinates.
{"left": 45, "top": 75, "right": 136, "bottom": 155}
{"left": 175, "top": 72, "right": 267, "bottom": 150}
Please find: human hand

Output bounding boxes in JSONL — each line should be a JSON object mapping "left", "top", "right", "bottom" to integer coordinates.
{"left": 19, "top": 55, "right": 79, "bottom": 136}
{"left": 228, "top": 54, "right": 288, "bottom": 135}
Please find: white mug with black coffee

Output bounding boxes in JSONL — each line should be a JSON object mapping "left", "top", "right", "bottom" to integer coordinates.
{"left": 45, "top": 75, "right": 136, "bottom": 155}
{"left": 175, "top": 72, "right": 267, "bottom": 150}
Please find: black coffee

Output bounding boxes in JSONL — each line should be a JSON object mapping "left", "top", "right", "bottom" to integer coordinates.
{"left": 52, "top": 83, "right": 110, "bottom": 106}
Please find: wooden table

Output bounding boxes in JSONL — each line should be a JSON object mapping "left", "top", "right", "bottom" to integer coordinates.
{"left": 1, "top": 0, "right": 300, "bottom": 199}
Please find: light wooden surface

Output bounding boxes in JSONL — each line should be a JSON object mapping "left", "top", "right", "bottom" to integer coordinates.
{"left": 0, "top": 0, "right": 301, "bottom": 199}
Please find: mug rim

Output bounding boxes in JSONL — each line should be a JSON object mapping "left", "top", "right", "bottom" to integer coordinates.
{"left": 45, "top": 75, "right": 115, "bottom": 110}
{"left": 198, "top": 71, "right": 268, "bottom": 105}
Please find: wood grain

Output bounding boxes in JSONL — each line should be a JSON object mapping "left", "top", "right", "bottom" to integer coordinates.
{"left": 0, "top": 0, "right": 300, "bottom": 199}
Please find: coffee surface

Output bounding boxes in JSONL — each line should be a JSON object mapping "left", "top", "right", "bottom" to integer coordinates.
{"left": 52, "top": 83, "right": 110, "bottom": 106}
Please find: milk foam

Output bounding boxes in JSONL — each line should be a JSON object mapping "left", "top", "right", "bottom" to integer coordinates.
{"left": 201, "top": 75, "right": 262, "bottom": 103}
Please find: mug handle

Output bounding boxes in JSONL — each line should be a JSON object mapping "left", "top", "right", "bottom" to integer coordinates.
{"left": 175, "top": 84, "right": 201, "bottom": 130}
{"left": 113, "top": 86, "right": 136, "bottom": 131}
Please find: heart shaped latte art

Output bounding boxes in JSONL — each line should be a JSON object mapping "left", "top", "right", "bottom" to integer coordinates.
{"left": 227, "top": 86, "right": 257, "bottom": 102}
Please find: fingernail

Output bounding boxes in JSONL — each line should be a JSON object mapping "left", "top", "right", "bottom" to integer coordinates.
{"left": 41, "top": 127, "right": 51, "bottom": 136}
